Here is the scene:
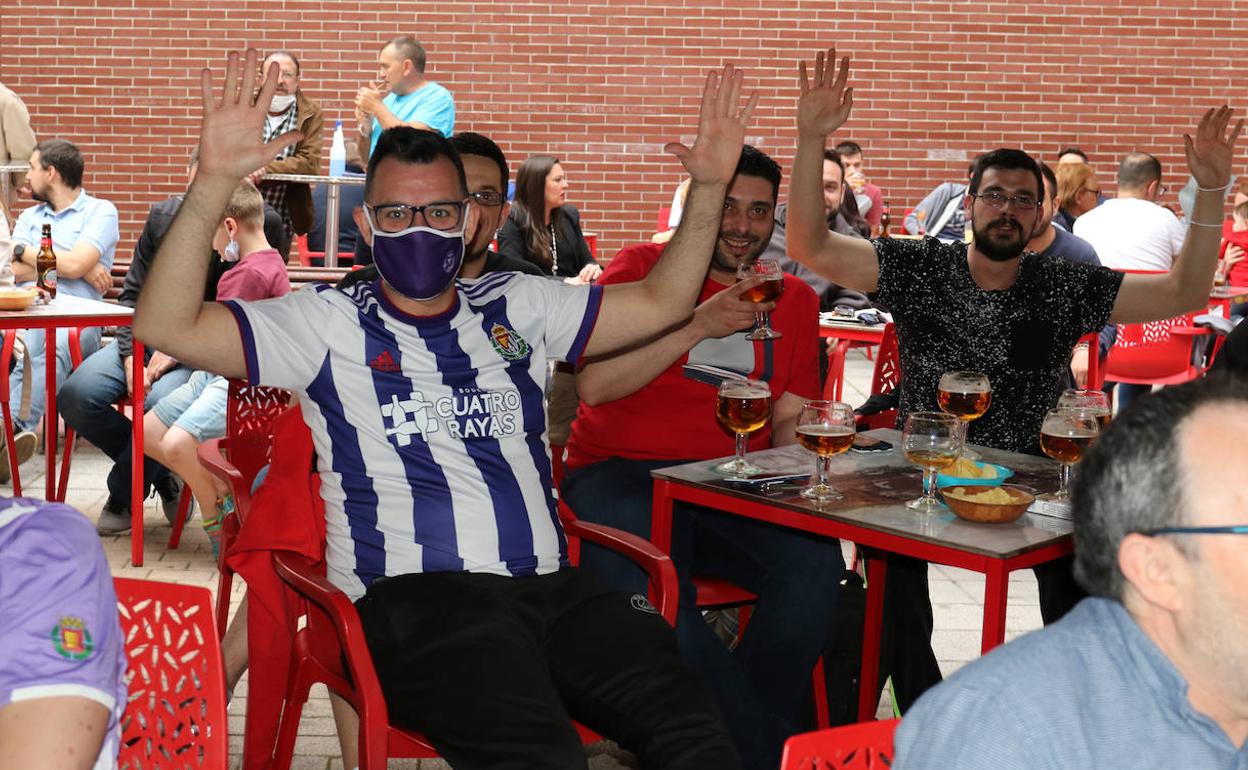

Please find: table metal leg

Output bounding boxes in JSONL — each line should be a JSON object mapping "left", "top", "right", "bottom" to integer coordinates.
{"left": 981, "top": 561, "right": 1009, "bottom": 652}
{"left": 325, "top": 185, "right": 341, "bottom": 268}
{"left": 858, "top": 553, "right": 887, "bottom": 721}
{"left": 44, "top": 329, "right": 57, "bottom": 499}
{"left": 131, "top": 340, "right": 145, "bottom": 567}
{"left": 823, "top": 339, "right": 851, "bottom": 401}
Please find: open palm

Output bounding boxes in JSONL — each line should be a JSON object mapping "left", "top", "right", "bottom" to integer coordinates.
{"left": 1185, "top": 105, "right": 1243, "bottom": 189}
{"left": 797, "top": 48, "right": 854, "bottom": 140}
{"left": 665, "top": 64, "right": 759, "bottom": 186}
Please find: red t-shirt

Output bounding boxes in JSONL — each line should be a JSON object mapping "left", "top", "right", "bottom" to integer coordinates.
{"left": 1220, "top": 220, "right": 1248, "bottom": 286}
{"left": 216, "top": 247, "right": 291, "bottom": 302}
{"left": 564, "top": 243, "right": 822, "bottom": 470}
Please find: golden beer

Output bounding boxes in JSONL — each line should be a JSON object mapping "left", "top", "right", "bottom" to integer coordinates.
{"left": 1040, "top": 431, "right": 1094, "bottom": 465}
{"left": 904, "top": 449, "right": 958, "bottom": 470}
{"left": 716, "top": 394, "right": 771, "bottom": 435}
{"left": 938, "top": 389, "right": 992, "bottom": 421}
{"left": 740, "top": 278, "right": 784, "bottom": 304}
{"left": 796, "top": 425, "right": 855, "bottom": 456}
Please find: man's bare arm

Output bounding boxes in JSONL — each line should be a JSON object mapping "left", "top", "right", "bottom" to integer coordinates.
{"left": 0, "top": 697, "right": 110, "bottom": 770}
{"left": 134, "top": 50, "right": 301, "bottom": 377}
{"left": 581, "top": 65, "right": 759, "bottom": 358}
{"left": 577, "top": 277, "right": 767, "bottom": 405}
{"left": 1111, "top": 105, "right": 1242, "bottom": 324}
{"left": 771, "top": 391, "right": 805, "bottom": 448}
{"left": 788, "top": 48, "right": 879, "bottom": 293}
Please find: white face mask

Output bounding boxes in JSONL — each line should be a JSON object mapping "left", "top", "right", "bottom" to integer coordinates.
{"left": 269, "top": 93, "right": 296, "bottom": 113}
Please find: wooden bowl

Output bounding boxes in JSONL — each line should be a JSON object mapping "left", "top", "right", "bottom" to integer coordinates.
{"left": 941, "top": 484, "right": 1035, "bottom": 524}
{"left": 0, "top": 287, "right": 38, "bottom": 311}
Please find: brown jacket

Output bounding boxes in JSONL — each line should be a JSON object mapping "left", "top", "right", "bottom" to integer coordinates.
{"left": 264, "top": 90, "right": 324, "bottom": 234}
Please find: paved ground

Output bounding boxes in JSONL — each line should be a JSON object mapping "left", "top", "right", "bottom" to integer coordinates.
{"left": 48, "top": 346, "right": 1043, "bottom": 769}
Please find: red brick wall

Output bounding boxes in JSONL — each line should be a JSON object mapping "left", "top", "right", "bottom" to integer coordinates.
{"left": 1, "top": 0, "right": 1239, "bottom": 259}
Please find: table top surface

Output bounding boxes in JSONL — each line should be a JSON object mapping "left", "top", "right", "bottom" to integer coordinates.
{"left": 1209, "top": 285, "right": 1248, "bottom": 301}
{"left": 0, "top": 293, "right": 134, "bottom": 322}
{"left": 652, "top": 429, "right": 1073, "bottom": 559}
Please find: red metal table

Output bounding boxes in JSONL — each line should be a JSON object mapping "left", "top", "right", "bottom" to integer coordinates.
{"left": 819, "top": 320, "right": 886, "bottom": 401}
{"left": 649, "top": 429, "right": 1072, "bottom": 721}
{"left": 0, "top": 296, "right": 148, "bottom": 565}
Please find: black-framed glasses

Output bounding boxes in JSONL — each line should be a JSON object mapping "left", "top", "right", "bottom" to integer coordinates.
{"left": 365, "top": 200, "right": 468, "bottom": 233}
{"left": 1140, "top": 525, "right": 1248, "bottom": 536}
{"left": 972, "top": 191, "right": 1042, "bottom": 211}
{"left": 470, "top": 190, "right": 505, "bottom": 207}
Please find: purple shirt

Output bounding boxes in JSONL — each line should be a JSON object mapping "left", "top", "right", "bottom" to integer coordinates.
{"left": 216, "top": 247, "right": 290, "bottom": 302}
{"left": 0, "top": 499, "right": 127, "bottom": 769}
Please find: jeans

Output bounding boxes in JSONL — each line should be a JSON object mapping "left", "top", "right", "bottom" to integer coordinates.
{"left": 9, "top": 326, "right": 103, "bottom": 432}
{"left": 562, "top": 457, "right": 845, "bottom": 770}
{"left": 58, "top": 342, "right": 192, "bottom": 506}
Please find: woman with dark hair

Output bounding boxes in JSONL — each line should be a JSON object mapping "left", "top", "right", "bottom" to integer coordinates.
{"left": 498, "top": 154, "right": 602, "bottom": 282}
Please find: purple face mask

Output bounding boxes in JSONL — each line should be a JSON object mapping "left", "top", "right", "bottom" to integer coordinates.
{"left": 370, "top": 223, "right": 466, "bottom": 301}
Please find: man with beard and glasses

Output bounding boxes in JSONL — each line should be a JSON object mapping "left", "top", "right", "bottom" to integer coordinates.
{"left": 562, "top": 146, "right": 842, "bottom": 770}
{"left": 785, "top": 47, "right": 1241, "bottom": 711}
{"left": 6, "top": 138, "right": 116, "bottom": 476}
{"left": 136, "top": 49, "right": 753, "bottom": 769}
{"left": 894, "top": 374, "right": 1248, "bottom": 768}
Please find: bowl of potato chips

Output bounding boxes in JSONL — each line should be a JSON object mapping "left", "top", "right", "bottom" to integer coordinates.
{"left": 941, "top": 485, "right": 1035, "bottom": 523}
{"left": 936, "top": 457, "right": 1013, "bottom": 489}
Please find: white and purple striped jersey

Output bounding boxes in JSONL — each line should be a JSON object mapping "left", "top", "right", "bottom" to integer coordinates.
{"left": 0, "top": 499, "right": 127, "bottom": 770}
{"left": 224, "top": 274, "right": 603, "bottom": 600}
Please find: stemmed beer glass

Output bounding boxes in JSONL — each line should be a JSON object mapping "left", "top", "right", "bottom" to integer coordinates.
{"left": 1038, "top": 407, "right": 1100, "bottom": 501}
{"left": 902, "top": 412, "right": 961, "bottom": 512}
{"left": 714, "top": 378, "right": 772, "bottom": 478}
{"left": 795, "top": 400, "right": 856, "bottom": 501}
{"left": 937, "top": 371, "right": 992, "bottom": 458}
{"left": 738, "top": 258, "right": 785, "bottom": 340}
{"left": 1057, "top": 389, "right": 1111, "bottom": 433}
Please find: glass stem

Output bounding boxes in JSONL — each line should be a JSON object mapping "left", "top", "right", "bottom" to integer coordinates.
{"left": 755, "top": 310, "right": 767, "bottom": 331}
{"left": 735, "top": 431, "right": 748, "bottom": 466}
{"left": 816, "top": 454, "right": 830, "bottom": 489}
{"left": 924, "top": 467, "right": 939, "bottom": 502}
{"left": 1059, "top": 463, "right": 1072, "bottom": 498}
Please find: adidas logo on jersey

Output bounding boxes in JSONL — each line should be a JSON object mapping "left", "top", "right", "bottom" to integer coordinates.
{"left": 369, "top": 350, "right": 401, "bottom": 372}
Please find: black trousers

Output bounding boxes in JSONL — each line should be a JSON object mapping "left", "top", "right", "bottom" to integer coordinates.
{"left": 355, "top": 568, "right": 740, "bottom": 770}
{"left": 873, "top": 553, "right": 1086, "bottom": 712}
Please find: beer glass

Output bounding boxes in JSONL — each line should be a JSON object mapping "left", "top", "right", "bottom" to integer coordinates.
{"left": 937, "top": 370, "right": 992, "bottom": 458}
{"left": 1038, "top": 407, "right": 1100, "bottom": 501}
{"left": 795, "top": 400, "right": 856, "bottom": 501}
{"left": 714, "top": 378, "right": 772, "bottom": 478}
{"left": 738, "top": 258, "right": 785, "bottom": 340}
{"left": 902, "top": 412, "right": 960, "bottom": 512}
{"left": 1057, "top": 389, "right": 1111, "bottom": 432}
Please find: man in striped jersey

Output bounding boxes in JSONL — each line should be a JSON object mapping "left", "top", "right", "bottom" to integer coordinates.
{"left": 136, "top": 49, "right": 759, "bottom": 769}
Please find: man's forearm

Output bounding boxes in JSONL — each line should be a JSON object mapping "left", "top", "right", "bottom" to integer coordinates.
{"left": 577, "top": 318, "right": 702, "bottom": 405}
{"left": 1174, "top": 188, "right": 1225, "bottom": 308}
{"left": 638, "top": 179, "right": 726, "bottom": 322}
{"left": 133, "top": 173, "right": 232, "bottom": 351}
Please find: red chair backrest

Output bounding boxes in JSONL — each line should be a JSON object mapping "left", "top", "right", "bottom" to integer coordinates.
{"left": 295, "top": 234, "right": 325, "bottom": 267}
{"left": 780, "top": 718, "right": 899, "bottom": 770}
{"left": 858, "top": 323, "right": 900, "bottom": 430}
{"left": 225, "top": 379, "right": 292, "bottom": 485}
{"left": 1104, "top": 312, "right": 1199, "bottom": 381}
{"left": 114, "top": 578, "right": 227, "bottom": 770}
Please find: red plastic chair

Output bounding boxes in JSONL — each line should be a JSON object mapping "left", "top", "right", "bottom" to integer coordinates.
{"left": 854, "top": 323, "right": 900, "bottom": 431}
{"left": 1102, "top": 311, "right": 1221, "bottom": 389}
{"left": 114, "top": 577, "right": 228, "bottom": 770}
{"left": 655, "top": 206, "right": 673, "bottom": 234}
{"left": 188, "top": 380, "right": 292, "bottom": 633}
{"left": 295, "top": 234, "right": 325, "bottom": 267}
{"left": 268, "top": 499, "right": 678, "bottom": 770}
{"left": 779, "top": 718, "right": 899, "bottom": 770}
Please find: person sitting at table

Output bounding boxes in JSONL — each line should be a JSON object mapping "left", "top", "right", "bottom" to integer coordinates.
{"left": 562, "top": 145, "right": 843, "bottom": 770}
{"left": 1054, "top": 160, "right": 1101, "bottom": 231}
{"left": 497, "top": 154, "right": 602, "bottom": 283}
{"left": 786, "top": 46, "right": 1241, "bottom": 710}
{"left": 142, "top": 179, "right": 289, "bottom": 561}
{"left": 61, "top": 147, "right": 286, "bottom": 536}
{"left": 1218, "top": 200, "right": 1248, "bottom": 319}
{"left": 5, "top": 139, "right": 116, "bottom": 476}
{"left": 902, "top": 162, "right": 974, "bottom": 243}
{"left": 0, "top": 496, "right": 128, "bottom": 770}
{"left": 894, "top": 374, "right": 1248, "bottom": 768}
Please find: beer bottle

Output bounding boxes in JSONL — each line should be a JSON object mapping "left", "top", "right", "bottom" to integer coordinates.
{"left": 37, "top": 223, "right": 57, "bottom": 300}
{"left": 879, "top": 200, "right": 892, "bottom": 238}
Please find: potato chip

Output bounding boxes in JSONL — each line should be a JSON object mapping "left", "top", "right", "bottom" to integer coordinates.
{"left": 946, "top": 487, "right": 1015, "bottom": 504}
{"left": 948, "top": 458, "right": 994, "bottom": 478}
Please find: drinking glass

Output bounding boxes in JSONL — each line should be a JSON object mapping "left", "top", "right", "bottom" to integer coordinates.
{"left": 795, "top": 400, "right": 856, "bottom": 502}
{"left": 937, "top": 371, "right": 992, "bottom": 458}
{"left": 1038, "top": 407, "right": 1100, "bottom": 501}
{"left": 902, "top": 412, "right": 961, "bottom": 512}
{"left": 714, "top": 378, "right": 772, "bottom": 478}
{"left": 738, "top": 259, "right": 785, "bottom": 340}
{"left": 1057, "top": 389, "right": 1111, "bottom": 433}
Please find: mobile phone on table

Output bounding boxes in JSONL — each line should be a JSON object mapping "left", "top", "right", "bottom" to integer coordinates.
{"left": 850, "top": 435, "right": 893, "bottom": 453}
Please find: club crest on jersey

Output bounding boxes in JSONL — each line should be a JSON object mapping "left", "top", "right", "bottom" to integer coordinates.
{"left": 50, "top": 616, "right": 94, "bottom": 660}
{"left": 488, "top": 323, "right": 530, "bottom": 361}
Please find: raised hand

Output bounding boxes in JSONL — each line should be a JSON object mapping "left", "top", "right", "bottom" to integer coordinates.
{"left": 665, "top": 64, "right": 759, "bottom": 186}
{"left": 797, "top": 48, "right": 853, "bottom": 141}
{"left": 196, "top": 49, "right": 303, "bottom": 182}
{"left": 1184, "top": 105, "right": 1243, "bottom": 189}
